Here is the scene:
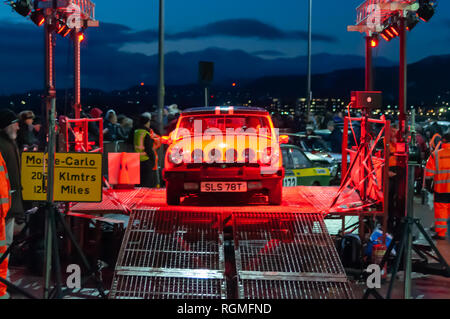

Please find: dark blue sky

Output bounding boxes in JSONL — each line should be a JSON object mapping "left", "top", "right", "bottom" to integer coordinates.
{"left": 0, "top": 0, "right": 448, "bottom": 62}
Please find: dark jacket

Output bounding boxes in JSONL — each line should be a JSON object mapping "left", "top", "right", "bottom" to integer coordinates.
{"left": 0, "top": 131, "right": 24, "bottom": 220}
{"left": 17, "top": 123, "right": 38, "bottom": 151}
{"left": 104, "top": 121, "right": 120, "bottom": 142}
{"left": 323, "top": 128, "right": 343, "bottom": 153}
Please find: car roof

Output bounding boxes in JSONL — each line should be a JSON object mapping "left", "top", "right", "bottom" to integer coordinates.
{"left": 182, "top": 106, "right": 269, "bottom": 116}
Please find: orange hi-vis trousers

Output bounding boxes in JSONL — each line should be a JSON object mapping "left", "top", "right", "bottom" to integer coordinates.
{"left": 433, "top": 202, "right": 449, "bottom": 237}
{"left": 425, "top": 143, "right": 450, "bottom": 237}
{"left": 0, "top": 217, "right": 7, "bottom": 297}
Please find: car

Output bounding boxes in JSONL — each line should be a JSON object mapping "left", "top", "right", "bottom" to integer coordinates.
{"left": 162, "top": 106, "right": 285, "bottom": 205}
{"left": 282, "top": 133, "right": 341, "bottom": 184}
{"left": 281, "top": 144, "right": 333, "bottom": 187}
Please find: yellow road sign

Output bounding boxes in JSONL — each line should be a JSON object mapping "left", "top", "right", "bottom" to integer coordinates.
{"left": 21, "top": 152, "right": 103, "bottom": 202}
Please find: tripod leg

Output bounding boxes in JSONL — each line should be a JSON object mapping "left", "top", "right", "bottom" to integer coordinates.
{"left": 54, "top": 209, "right": 106, "bottom": 298}
{"left": 50, "top": 209, "right": 63, "bottom": 299}
{"left": 386, "top": 221, "right": 408, "bottom": 299}
{"left": 43, "top": 205, "right": 53, "bottom": 299}
{"left": 0, "top": 277, "right": 38, "bottom": 299}
{"left": 415, "top": 219, "right": 450, "bottom": 271}
{"left": 0, "top": 222, "right": 29, "bottom": 265}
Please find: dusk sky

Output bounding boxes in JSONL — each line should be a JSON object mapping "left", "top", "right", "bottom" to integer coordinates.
{"left": 0, "top": 0, "right": 448, "bottom": 62}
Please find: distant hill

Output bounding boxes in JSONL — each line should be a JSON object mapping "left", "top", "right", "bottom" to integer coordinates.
{"left": 242, "top": 54, "right": 450, "bottom": 105}
{"left": 0, "top": 45, "right": 394, "bottom": 94}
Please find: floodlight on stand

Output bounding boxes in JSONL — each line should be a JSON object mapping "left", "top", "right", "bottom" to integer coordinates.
{"left": 388, "top": 24, "right": 400, "bottom": 37}
{"left": 11, "top": 0, "right": 33, "bottom": 17}
{"left": 380, "top": 29, "right": 393, "bottom": 42}
{"left": 30, "top": 10, "right": 45, "bottom": 26}
{"left": 406, "top": 13, "right": 419, "bottom": 31}
{"left": 417, "top": 0, "right": 435, "bottom": 22}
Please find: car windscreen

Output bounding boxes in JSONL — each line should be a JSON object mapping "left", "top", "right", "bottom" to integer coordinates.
{"left": 176, "top": 115, "right": 272, "bottom": 138}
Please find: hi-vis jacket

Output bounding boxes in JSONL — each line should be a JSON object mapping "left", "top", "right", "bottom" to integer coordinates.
{"left": 134, "top": 129, "right": 161, "bottom": 170}
{"left": 425, "top": 143, "right": 450, "bottom": 202}
{"left": 0, "top": 153, "right": 12, "bottom": 297}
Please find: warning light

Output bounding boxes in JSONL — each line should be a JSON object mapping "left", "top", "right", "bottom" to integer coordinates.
{"left": 78, "top": 33, "right": 85, "bottom": 43}
{"left": 232, "top": 83, "right": 237, "bottom": 87}
{"left": 210, "top": 95, "right": 214, "bottom": 99}
{"left": 63, "top": 28, "right": 71, "bottom": 37}
{"left": 370, "top": 37, "right": 378, "bottom": 48}
{"left": 30, "top": 10, "right": 45, "bottom": 27}
{"left": 140, "top": 82, "right": 145, "bottom": 86}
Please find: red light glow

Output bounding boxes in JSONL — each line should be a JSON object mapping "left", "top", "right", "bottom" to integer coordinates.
{"left": 380, "top": 33, "right": 389, "bottom": 41}
{"left": 385, "top": 29, "right": 394, "bottom": 38}
{"left": 140, "top": 82, "right": 145, "bottom": 86}
{"left": 232, "top": 83, "right": 236, "bottom": 87}
{"left": 389, "top": 26, "right": 399, "bottom": 36}
{"left": 370, "top": 38, "right": 378, "bottom": 48}
{"left": 78, "top": 34, "right": 85, "bottom": 43}
{"left": 38, "top": 18, "right": 45, "bottom": 26}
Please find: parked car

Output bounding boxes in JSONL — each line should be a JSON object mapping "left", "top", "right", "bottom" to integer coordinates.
{"left": 281, "top": 144, "right": 333, "bottom": 187}
{"left": 162, "top": 106, "right": 285, "bottom": 205}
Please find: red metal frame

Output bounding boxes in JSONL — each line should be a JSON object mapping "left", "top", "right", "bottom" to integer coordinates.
{"left": 63, "top": 117, "right": 103, "bottom": 153}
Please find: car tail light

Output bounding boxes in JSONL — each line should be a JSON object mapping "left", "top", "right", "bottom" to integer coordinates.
{"left": 225, "top": 149, "right": 238, "bottom": 163}
{"left": 243, "top": 148, "right": 256, "bottom": 163}
{"left": 208, "top": 148, "right": 222, "bottom": 163}
{"left": 191, "top": 149, "right": 204, "bottom": 163}
{"left": 169, "top": 146, "right": 184, "bottom": 165}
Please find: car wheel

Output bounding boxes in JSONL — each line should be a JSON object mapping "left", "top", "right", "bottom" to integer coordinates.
{"left": 166, "top": 184, "right": 180, "bottom": 205}
{"left": 312, "top": 181, "right": 320, "bottom": 186}
{"left": 269, "top": 180, "right": 282, "bottom": 205}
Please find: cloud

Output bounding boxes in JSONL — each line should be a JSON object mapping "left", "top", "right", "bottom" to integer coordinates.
{"left": 166, "top": 19, "right": 338, "bottom": 43}
{"left": 84, "top": 19, "right": 338, "bottom": 46}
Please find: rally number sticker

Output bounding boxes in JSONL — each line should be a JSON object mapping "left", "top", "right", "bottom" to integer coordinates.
{"left": 283, "top": 176, "right": 297, "bottom": 187}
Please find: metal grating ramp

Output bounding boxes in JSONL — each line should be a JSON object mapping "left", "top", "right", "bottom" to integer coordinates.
{"left": 109, "top": 209, "right": 226, "bottom": 299}
{"left": 233, "top": 212, "right": 354, "bottom": 299}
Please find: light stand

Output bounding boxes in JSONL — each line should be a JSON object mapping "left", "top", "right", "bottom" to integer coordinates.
{"left": 41, "top": 8, "right": 106, "bottom": 300}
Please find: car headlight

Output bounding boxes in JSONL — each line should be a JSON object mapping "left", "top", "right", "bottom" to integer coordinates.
{"left": 225, "top": 149, "right": 238, "bottom": 163}
{"left": 169, "top": 146, "right": 184, "bottom": 165}
{"left": 207, "top": 148, "right": 222, "bottom": 163}
{"left": 191, "top": 149, "right": 203, "bottom": 163}
{"left": 261, "top": 147, "right": 279, "bottom": 165}
{"left": 243, "top": 148, "right": 256, "bottom": 163}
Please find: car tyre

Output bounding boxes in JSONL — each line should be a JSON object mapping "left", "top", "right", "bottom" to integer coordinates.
{"left": 166, "top": 184, "right": 180, "bottom": 205}
{"left": 269, "top": 180, "right": 282, "bottom": 205}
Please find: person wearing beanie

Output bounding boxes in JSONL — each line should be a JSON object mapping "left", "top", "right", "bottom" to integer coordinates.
{"left": 0, "top": 109, "right": 24, "bottom": 294}
{"left": 89, "top": 108, "right": 103, "bottom": 119}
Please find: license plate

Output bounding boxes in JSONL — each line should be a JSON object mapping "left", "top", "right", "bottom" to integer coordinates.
{"left": 201, "top": 182, "right": 247, "bottom": 192}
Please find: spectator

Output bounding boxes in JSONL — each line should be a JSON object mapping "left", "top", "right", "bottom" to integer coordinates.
{"left": 134, "top": 115, "right": 157, "bottom": 188}
{"left": 103, "top": 109, "right": 120, "bottom": 142}
{"left": 323, "top": 121, "right": 343, "bottom": 153}
{"left": 118, "top": 117, "right": 133, "bottom": 141}
{"left": 0, "top": 109, "right": 24, "bottom": 289}
{"left": 87, "top": 107, "right": 103, "bottom": 145}
{"left": 17, "top": 110, "right": 38, "bottom": 151}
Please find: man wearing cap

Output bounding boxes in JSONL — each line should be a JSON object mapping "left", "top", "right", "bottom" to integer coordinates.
{"left": 0, "top": 109, "right": 24, "bottom": 295}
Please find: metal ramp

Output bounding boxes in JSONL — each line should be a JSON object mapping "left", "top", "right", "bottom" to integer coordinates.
{"left": 109, "top": 210, "right": 227, "bottom": 299}
{"left": 233, "top": 212, "right": 354, "bottom": 299}
{"left": 109, "top": 209, "right": 354, "bottom": 299}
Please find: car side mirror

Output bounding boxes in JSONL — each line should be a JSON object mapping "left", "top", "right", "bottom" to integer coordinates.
{"left": 279, "top": 135, "right": 289, "bottom": 144}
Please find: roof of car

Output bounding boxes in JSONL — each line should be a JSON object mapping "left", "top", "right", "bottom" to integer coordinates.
{"left": 182, "top": 106, "right": 269, "bottom": 116}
